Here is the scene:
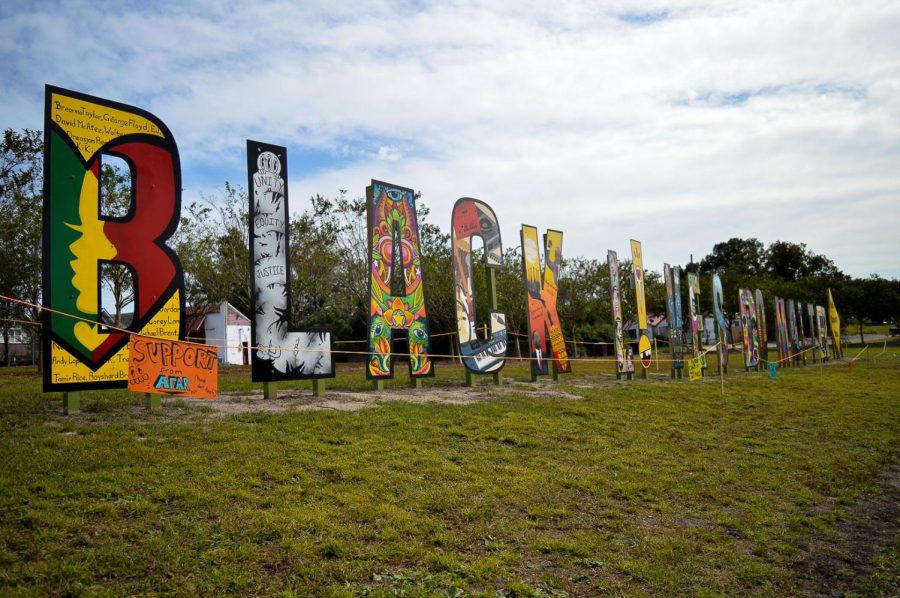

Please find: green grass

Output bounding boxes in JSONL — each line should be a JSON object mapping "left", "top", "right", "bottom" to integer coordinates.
{"left": 1, "top": 351, "right": 898, "bottom": 595}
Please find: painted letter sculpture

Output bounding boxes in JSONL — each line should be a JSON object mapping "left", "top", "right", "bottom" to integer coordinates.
{"left": 755, "top": 289, "right": 768, "bottom": 363}
{"left": 247, "top": 141, "right": 334, "bottom": 382}
{"left": 687, "top": 272, "right": 705, "bottom": 370}
{"left": 521, "top": 226, "right": 571, "bottom": 379}
{"left": 711, "top": 274, "right": 729, "bottom": 373}
{"left": 739, "top": 289, "right": 760, "bottom": 369}
{"left": 366, "top": 181, "right": 433, "bottom": 381}
{"left": 774, "top": 297, "right": 790, "bottom": 363}
{"left": 451, "top": 198, "right": 507, "bottom": 374}
{"left": 609, "top": 251, "right": 634, "bottom": 377}
{"left": 42, "top": 86, "right": 184, "bottom": 391}
{"left": 630, "top": 240, "right": 652, "bottom": 371}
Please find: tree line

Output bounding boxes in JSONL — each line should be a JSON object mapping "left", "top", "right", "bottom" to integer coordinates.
{"left": 2, "top": 127, "right": 897, "bottom": 365}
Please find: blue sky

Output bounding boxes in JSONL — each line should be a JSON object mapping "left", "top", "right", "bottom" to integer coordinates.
{"left": 2, "top": 0, "right": 899, "bottom": 278}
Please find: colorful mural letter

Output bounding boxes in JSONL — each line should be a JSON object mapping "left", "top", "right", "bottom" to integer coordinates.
{"left": 786, "top": 300, "right": 801, "bottom": 357}
{"left": 815, "top": 305, "right": 829, "bottom": 359}
{"left": 738, "top": 289, "right": 760, "bottom": 367}
{"left": 609, "top": 251, "right": 633, "bottom": 375}
{"left": 755, "top": 289, "right": 768, "bottom": 362}
{"left": 774, "top": 298, "right": 790, "bottom": 361}
{"left": 711, "top": 274, "right": 729, "bottom": 369}
{"left": 687, "top": 272, "right": 706, "bottom": 368}
{"left": 630, "top": 239, "right": 651, "bottom": 368}
{"left": 827, "top": 289, "right": 842, "bottom": 357}
{"left": 247, "top": 141, "right": 334, "bottom": 381}
{"left": 522, "top": 226, "right": 571, "bottom": 378}
{"left": 806, "top": 303, "right": 816, "bottom": 350}
{"left": 42, "top": 86, "right": 184, "bottom": 392}
{"left": 672, "top": 266, "right": 685, "bottom": 369}
{"left": 664, "top": 264, "right": 676, "bottom": 368}
{"left": 796, "top": 301, "right": 808, "bottom": 350}
{"left": 128, "top": 337, "right": 218, "bottom": 399}
{"left": 452, "top": 198, "right": 506, "bottom": 374}
{"left": 366, "top": 181, "right": 433, "bottom": 379}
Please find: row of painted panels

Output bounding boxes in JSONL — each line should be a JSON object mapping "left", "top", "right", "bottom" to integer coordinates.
{"left": 40, "top": 86, "right": 842, "bottom": 392}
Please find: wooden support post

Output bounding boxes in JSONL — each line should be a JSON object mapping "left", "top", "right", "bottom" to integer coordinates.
{"left": 63, "top": 392, "right": 80, "bottom": 415}
{"left": 465, "top": 369, "right": 475, "bottom": 388}
{"left": 492, "top": 370, "right": 502, "bottom": 386}
{"left": 144, "top": 392, "right": 161, "bottom": 412}
{"left": 264, "top": 381, "right": 277, "bottom": 400}
{"left": 639, "top": 330, "right": 648, "bottom": 379}
{"left": 410, "top": 377, "right": 422, "bottom": 389}
{"left": 372, "top": 379, "right": 384, "bottom": 391}
{"left": 551, "top": 361, "right": 559, "bottom": 382}
{"left": 312, "top": 378, "right": 324, "bottom": 397}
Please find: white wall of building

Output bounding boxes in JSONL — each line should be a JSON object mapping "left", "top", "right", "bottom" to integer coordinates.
{"left": 203, "top": 301, "right": 250, "bottom": 365}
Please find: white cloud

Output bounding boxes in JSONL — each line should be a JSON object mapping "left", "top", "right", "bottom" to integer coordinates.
{"left": 1, "top": 0, "right": 899, "bottom": 278}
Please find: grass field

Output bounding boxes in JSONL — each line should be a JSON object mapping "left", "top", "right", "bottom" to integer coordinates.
{"left": 1, "top": 349, "right": 898, "bottom": 596}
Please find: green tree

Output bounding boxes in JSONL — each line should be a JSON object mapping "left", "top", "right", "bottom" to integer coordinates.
{"left": 765, "top": 241, "right": 841, "bottom": 281}
{"left": 0, "top": 128, "right": 42, "bottom": 366}
{"left": 700, "top": 238, "right": 766, "bottom": 276}
{"left": 174, "top": 182, "right": 250, "bottom": 326}
{"left": 558, "top": 257, "right": 611, "bottom": 355}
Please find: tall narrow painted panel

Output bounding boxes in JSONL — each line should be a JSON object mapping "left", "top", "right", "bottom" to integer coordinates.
{"left": 774, "top": 298, "right": 790, "bottom": 361}
{"left": 248, "top": 141, "right": 334, "bottom": 381}
{"left": 815, "top": 305, "right": 829, "bottom": 359}
{"left": 672, "top": 266, "right": 684, "bottom": 369}
{"left": 630, "top": 239, "right": 651, "bottom": 368}
{"left": 711, "top": 274, "right": 729, "bottom": 368}
{"left": 739, "top": 289, "right": 760, "bottom": 367}
{"left": 521, "top": 226, "right": 571, "bottom": 378}
{"left": 609, "top": 251, "right": 633, "bottom": 375}
{"left": 827, "top": 289, "right": 842, "bottom": 356}
{"left": 786, "top": 299, "right": 801, "bottom": 356}
{"left": 755, "top": 289, "right": 767, "bottom": 362}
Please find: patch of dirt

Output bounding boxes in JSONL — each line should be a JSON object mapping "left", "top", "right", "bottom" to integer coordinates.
{"left": 167, "top": 378, "right": 596, "bottom": 416}
{"left": 177, "top": 385, "right": 493, "bottom": 416}
{"left": 786, "top": 456, "right": 900, "bottom": 596}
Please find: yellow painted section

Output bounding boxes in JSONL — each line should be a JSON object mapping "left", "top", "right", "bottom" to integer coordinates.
{"left": 48, "top": 291, "right": 181, "bottom": 386}
{"left": 66, "top": 169, "right": 116, "bottom": 351}
{"left": 630, "top": 239, "right": 647, "bottom": 329}
{"left": 51, "top": 92, "right": 163, "bottom": 161}
{"left": 827, "top": 289, "right": 842, "bottom": 354}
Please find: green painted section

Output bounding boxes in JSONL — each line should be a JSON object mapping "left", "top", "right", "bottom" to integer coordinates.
{"left": 49, "top": 131, "right": 92, "bottom": 359}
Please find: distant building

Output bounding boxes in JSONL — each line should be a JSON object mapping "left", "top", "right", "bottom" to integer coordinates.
{"left": 1, "top": 325, "right": 36, "bottom": 365}
{"left": 625, "top": 314, "right": 667, "bottom": 340}
{"left": 186, "top": 301, "right": 251, "bottom": 366}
